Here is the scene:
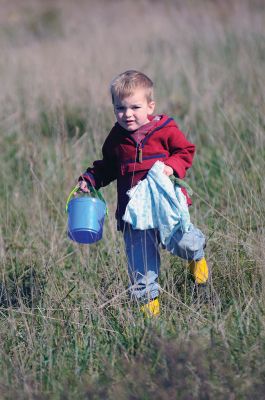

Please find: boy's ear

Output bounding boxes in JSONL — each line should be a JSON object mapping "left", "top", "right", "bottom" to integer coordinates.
{"left": 148, "top": 100, "right": 156, "bottom": 114}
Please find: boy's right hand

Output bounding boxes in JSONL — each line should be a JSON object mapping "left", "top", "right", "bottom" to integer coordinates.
{"left": 77, "top": 180, "right": 90, "bottom": 193}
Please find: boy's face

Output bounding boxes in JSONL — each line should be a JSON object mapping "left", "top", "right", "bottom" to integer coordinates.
{"left": 113, "top": 88, "right": 155, "bottom": 131}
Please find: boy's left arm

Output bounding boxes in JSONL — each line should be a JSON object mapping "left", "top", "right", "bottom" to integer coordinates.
{"left": 164, "top": 126, "right": 196, "bottom": 179}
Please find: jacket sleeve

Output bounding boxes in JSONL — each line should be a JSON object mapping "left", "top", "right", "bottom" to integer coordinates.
{"left": 164, "top": 126, "right": 196, "bottom": 179}
{"left": 79, "top": 137, "right": 118, "bottom": 190}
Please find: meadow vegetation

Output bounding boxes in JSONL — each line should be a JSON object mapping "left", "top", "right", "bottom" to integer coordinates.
{"left": 0, "top": 0, "right": 264, "bottom": 398}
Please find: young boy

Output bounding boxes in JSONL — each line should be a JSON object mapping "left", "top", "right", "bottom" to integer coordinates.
{"left": 78, "top": 70, "right": 208, "bottom": 315}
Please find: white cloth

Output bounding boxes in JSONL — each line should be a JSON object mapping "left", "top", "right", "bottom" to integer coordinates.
{"left": 122, "top": 161, "right": 192, "bottom": 246}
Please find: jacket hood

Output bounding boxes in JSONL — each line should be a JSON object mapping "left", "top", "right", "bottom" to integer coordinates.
{"left": 151, "top": 114, "right": 177, "bottom": 129}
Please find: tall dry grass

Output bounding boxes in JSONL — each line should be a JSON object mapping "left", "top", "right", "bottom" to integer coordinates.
{"left": 0, "top": 0, "right": 265, "bottom": 398}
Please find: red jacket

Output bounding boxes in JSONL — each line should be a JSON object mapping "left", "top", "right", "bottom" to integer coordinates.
{"left": 80, "top": 115, "right": 195, "bottom": 230}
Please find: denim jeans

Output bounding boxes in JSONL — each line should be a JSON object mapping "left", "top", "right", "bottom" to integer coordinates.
{"left": 123, "top": 223, "right": 205, "bottom": 301}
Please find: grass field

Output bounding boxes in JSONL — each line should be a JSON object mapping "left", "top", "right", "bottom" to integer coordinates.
{"left": 0, "top": 0, "right": 265, "bottom": 398}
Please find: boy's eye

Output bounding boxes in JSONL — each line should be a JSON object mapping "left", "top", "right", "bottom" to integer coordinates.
{"left": 115, "top": 105, "right": 141, "bottom": 111}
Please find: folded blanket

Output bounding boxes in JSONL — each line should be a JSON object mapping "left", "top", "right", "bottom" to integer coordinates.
{"left": 122, "top": 161, "right": 192, "bottom": 245}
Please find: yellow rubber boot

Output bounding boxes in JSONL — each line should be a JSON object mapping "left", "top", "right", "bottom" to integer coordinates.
{"left": 140, "top": 298, "right": 160, "bottom": 317}
{"left": 189, "top": 258, "right": 209, "bottom": 284}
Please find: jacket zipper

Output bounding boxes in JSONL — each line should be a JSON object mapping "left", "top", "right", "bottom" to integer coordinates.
{"left": 137, "top": 143, "right": 143, "bottom": 163}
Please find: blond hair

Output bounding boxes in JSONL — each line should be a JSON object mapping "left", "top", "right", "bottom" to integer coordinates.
{"left": 110, "top": 70, "right": 154, "bottom": 103}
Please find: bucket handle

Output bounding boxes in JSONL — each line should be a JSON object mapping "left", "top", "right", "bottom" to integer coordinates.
{"left": 65, "top": 185, "right": 108, "bottom": 215}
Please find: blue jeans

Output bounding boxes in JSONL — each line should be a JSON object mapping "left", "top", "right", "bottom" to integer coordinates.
{"left": 123, "top": 224, "right": 205, "bottom": 301}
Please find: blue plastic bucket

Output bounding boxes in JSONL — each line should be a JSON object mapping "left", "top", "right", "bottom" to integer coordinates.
{"left": 67, "top": 196, "right": 106, "bottom": 244}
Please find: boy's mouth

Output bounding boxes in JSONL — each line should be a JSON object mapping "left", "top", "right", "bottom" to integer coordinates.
{"left": 122, "top": 121, "right": 135, "bottom": 127}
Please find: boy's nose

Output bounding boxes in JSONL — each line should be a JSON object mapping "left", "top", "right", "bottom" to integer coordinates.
{"left": 125, "top": 108, "right": 133, "bottom": 117}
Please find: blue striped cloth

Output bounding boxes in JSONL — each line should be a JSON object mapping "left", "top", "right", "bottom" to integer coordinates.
{"left": 122, "top": 161, "right": 192, "bottom": 245}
